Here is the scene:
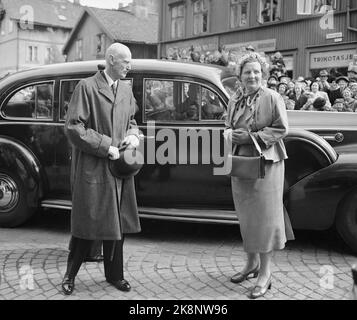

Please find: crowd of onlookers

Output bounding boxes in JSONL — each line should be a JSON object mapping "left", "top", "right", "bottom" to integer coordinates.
{"left": 164, "top": 45, "right": 357, "bottom": 112}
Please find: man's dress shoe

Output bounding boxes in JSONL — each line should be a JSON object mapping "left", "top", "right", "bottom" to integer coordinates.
{"left": 249, "top": 275, "right": 272, "bottom": 299}
{"left": 107, "top": 279, "right": 131, "bottom": 292}
{"left": 83, "top": 254, "right": 104, "bottom": 263}
{"left": 61, "top": 276, "right": 75, "bottom": 295}
{"left": 230, "top": 265, "right": 260, "bottom": 284}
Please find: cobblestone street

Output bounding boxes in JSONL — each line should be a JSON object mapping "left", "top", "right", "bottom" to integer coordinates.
{"left": 0, "top": 210, "right": 356, "bottom": 300}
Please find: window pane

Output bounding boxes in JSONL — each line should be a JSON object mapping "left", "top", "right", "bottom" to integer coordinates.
{"left": 171, "top": 4, "right": 184, "bottom": 38}
{"left": 145, "top": 80, "right": 175, "bottom": 121}
{"left": 60, "top": 80, "right": 81, "bottom": 120}
{"left": 2, "top": 86, "right": 36, "bottom": 118}
{"left": 201, "top": 88, "right": 225, "bottom": 120}
{"left": 144, "top": 80, "right": 200, "bottom": 122}
{"left": 36, "top": 83, "right": 53, "bottom": 119}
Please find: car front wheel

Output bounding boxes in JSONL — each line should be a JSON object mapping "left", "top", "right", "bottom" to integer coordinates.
{"left": 336, "top": 190, "right": 357, "bottom": 253}
{"left": 0, "top": 170, "right": 34, "bottom": 227}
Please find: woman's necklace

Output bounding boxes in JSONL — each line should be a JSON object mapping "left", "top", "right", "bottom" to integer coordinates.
{"left": 246, "top": 91, "right": 259, "bottom": 107}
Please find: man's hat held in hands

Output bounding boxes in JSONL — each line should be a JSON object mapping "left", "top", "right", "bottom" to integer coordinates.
{"left": 109, "top": 145, "right": 144, "bottom": 179}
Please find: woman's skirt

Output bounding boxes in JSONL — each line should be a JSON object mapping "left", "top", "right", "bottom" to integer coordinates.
{"left": 232, "top": 160, "right": 294, "bottom": 253}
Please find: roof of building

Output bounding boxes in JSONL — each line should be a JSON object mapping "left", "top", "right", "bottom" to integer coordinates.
{"left": 2, "top": 0, "right": 83, "bottom": 29}
{"left": 63, "top": 7, "right": 158, "bottom": 53}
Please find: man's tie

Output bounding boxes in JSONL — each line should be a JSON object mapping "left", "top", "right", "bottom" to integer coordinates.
{"left": 111, "top": 82, "right": 117, "bottom": 97}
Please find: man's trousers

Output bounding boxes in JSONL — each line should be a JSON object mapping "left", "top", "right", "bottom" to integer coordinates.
{"left": 65, "top": 236, "right": 125, "bottom": 281}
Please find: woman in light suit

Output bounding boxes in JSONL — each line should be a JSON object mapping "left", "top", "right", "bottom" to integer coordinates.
{"left": 224, "top": 52, "right": 294, "bottom": 299}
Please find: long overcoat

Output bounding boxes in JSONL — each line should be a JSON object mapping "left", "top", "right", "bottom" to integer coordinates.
{"left": 65, "top": 71, "right": 141, "bottom": 240}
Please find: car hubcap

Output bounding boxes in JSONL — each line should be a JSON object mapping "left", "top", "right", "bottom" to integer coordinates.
{"left": 0, "top": 174, "right": 19, "bottom": 213}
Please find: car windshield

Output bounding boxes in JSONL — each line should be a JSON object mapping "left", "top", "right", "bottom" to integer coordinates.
{"left": 222, "top": 76, "right": 239, "bottom": 98}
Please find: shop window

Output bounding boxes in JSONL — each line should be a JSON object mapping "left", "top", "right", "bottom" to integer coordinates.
{"left": 170, "top": 3, "right": 185, "bottom": 39}
{"left": 193, "top": 0, "right": 209, "bottom": 35}
{"left": 230, "top": 0, "right": 249, "bottom": 28}
{"left": 258, "top": 0, "right": 282, "bottom": 24}
{"left": 2, "top": 82, "right": 54, "bottom": 119}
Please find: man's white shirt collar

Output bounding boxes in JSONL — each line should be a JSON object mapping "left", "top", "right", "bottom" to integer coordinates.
{"left": 103, "top": 70, "right": 117, "bottom": 88}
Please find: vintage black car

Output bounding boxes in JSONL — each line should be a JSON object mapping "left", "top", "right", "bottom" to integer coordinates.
{"left": 0, "top": 60, "right": 357, "bottom": 252}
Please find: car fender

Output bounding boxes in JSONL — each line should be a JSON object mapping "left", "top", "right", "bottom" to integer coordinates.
{"left": 0, "top": 135, "right": 46, "bottom": 209}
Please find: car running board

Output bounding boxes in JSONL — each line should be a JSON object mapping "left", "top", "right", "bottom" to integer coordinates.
{"left": 40, "top": 199, "right": 238, "bottom": 225}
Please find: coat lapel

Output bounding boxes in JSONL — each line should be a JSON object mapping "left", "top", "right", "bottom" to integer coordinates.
{"left": 115, "top": 80, "right": 126, "bottom": 105}
{"left": 95, "top": 71, "right": 114, "bottom": 103}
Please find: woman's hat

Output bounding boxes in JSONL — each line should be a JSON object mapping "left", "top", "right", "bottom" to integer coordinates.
{"left": 109, "top": 146, "right": 144, "bottom": 179}
{"left": 336, "top": 76, "right": 349, "bottom": 83}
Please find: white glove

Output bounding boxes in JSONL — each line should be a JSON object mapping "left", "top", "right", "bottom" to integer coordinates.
{"left": 108, "top": 146, "right": 120, "bottom": 160}
{"left": 122, "top": 135, "right": 140, "bottom": 148}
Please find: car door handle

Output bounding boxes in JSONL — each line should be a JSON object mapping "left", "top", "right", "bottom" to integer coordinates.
{"left": 320, "top": 133, "right": 344, "bottom": 143}
{"left": 141, "top": 135, "right": 155, "bottom": 140}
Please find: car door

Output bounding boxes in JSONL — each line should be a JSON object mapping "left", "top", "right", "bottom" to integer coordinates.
{"left": 0, "top": 80, "right": 57, "bottom": 192}
{"left": 134, "top": 74, "right": 233, "bottom": 210}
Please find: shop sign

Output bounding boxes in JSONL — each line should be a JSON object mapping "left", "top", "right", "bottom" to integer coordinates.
{"left": 310, "top": 49, "right": 357, "bottom": 68}
{"left": 225, "top": 39, "right": 276, "bottom": 53}
{"left": 165, "top": 36, "right": 219, "bottom": 57}
{"left": 326, "top": 32, "right": 343, "bottom": 39}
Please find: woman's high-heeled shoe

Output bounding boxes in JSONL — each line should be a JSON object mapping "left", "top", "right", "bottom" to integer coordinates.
{"left": 249, "top": 275, "right": 272, "bottom": 299}
{"left": 230, "top": 264, "right": 260, "bottom": 284}
{"left": 61, "top": 275, "right": 75, "bottom": 295}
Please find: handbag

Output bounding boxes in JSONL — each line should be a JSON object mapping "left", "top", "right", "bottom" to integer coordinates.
{"left": 227, "top": 132, "right": 265, "bottom": 179}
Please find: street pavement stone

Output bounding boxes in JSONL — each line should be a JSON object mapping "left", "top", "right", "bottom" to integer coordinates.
{"left": 0, "top": 216, "right": 356, "bottom": 300}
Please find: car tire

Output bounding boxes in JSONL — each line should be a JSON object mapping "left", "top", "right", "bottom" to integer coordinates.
{"left": 336, "top": 190, "right": 357, "bottom": 253}
{"left": 0, "top": 170, "right": 35, "bottom": 227}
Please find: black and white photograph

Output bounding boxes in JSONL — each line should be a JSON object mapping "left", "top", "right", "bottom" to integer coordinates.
{"left": 0, "top": 0, "right": 357, "bottom": 306}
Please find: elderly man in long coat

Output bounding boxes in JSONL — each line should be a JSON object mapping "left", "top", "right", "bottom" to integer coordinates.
{"left": 61, "top": 43, "right": 141, "bottom": 295}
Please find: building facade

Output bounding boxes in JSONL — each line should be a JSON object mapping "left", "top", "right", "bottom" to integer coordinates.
{"left": 0, "top": 0, "right": 82, "bottom": 77}
{"left": 158, "top": 0, "right": 357, "bottom": 78}
{"left": 63, "top": 6, "right": 158, "bottom": 62}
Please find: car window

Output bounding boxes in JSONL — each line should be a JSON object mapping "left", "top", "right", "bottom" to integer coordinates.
{"left": 2, "top": 82, "right": 54, "bottom": 119}
{"left": 60, "top": 79, "right": 81, "bottom": 121}
{"left": 60, "top": 78, "right": 133, "bottom": 121}
{"left": 222, "top": 76, "right": 240, "bottom": 98}
{"left": 201, "top": 87, "right": 225, "bottom": 120}
{"left": 144, "top": 79, "right": 224, "bottom": 122}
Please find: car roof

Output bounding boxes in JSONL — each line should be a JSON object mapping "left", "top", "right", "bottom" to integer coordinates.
{"left": 0, "top": 59, "right": 237, "bottom": 90}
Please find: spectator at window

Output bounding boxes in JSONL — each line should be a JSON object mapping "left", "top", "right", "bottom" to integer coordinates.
{"left": 313, "top": 0, "right": 331, "bottom": 14}
{"left": 261, "top": 0, "right": 271, "bottom": 22}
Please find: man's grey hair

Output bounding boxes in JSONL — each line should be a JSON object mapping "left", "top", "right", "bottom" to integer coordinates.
{"left": 105, "top": 43, "right": 131, "bottom": 63}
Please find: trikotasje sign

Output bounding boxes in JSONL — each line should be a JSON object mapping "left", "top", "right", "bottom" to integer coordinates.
{"left": 310, "top": 49, "right": 357, "bottom": 69}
